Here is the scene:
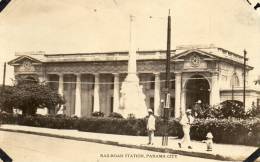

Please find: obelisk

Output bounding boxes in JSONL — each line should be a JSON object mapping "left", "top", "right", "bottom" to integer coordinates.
{"left": 119, "top": 15, "right": 147, "bottom": 118}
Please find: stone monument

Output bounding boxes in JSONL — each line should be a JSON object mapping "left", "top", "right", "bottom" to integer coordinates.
{"left": 119, "top": 15, "right": 147, "bottom": 118}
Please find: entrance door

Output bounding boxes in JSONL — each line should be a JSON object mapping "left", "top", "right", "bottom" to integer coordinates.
{"left": 185, "top": 75, "right": 210, "bottom": 109}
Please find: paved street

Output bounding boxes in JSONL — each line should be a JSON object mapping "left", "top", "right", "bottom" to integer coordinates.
{"left": 0, "top": 131, "right": 225, "bottom": 162}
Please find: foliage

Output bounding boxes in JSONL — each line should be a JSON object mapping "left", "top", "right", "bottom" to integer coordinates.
{"left": 190, "top": 118, "right": 260, "bottom": 146}
{"left": 91, "top": 111, "right": 104, "bottom": 117}
{"left": 193, "top": 104, "right": 222, "bottom": 119}
{"left": 1, "top": 82, "right": 64, "bottom": 115}
{"left": 127, "top": 113, "right": 136, "bottom": 119}
{"left": 78, "top": 117, "right": 147, "bottom": 135}
{"left": 220, "top": 100, "right": 245, "bottom": 118}
{"left": 193, "top": 101, "right": 259, "bottom": 119}
{"left": 0, "top": 113, "right": 77, "bottom": 129}
{"left": 155, "top": 117, "right": 182, "bottom": 137}
{"left": 0, "top": 113, "right": 259, "bottom": 146}
{"left": 0, "top": 86, "right": 15, "bottom": 113}
{"left": 108, "top": 112, "right": 123, "bottom": 118}
{"left": 246, "top": 104, "right": 260, "bottom": 118}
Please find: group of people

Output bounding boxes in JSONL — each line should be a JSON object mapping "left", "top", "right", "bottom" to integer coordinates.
{"left": 146, "top": 108, "right": 194, "bottom": 149}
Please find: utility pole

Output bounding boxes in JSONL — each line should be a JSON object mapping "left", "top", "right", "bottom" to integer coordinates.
{"left": 232, "top": 84, "right": 234, "bottom": 104}
{"left": 162, "top": 9, "right": 171, "bottom": 146}
{"left": 1, "top": 62, "right": 6, "bottom": 96}
{"left": 243, "top": 50, "right": 247, "bottom": 109}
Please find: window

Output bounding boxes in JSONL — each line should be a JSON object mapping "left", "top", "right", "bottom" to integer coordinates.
{"left": 230, "top": 73, "right": 240, "bottom": 87}
{"left": 110, "top": 76, "right": 114, "bottom": 89}
{"left": 150, "top": 76, "right": 155, "bottom": 89}
{"left": 139, "top": 75, "right": 145, "bottom": 87}
{"left": 171, "top": 80, "right": 175, "bottom": 89}
{"left": 149, "top": 97, "right": 154, "bottom": 112}
{"left": 170, "top": 97, "right": 175, "bottom": 117}
{"left": 110, "top": 97, "right": 114, "bottom": 112}
{"left": 91, "top": 96, "right": 94, "bottom": 112}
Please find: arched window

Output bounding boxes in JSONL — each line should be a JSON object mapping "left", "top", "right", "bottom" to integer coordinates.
{"left": 230, "top": 73, "right": 239, "bottom": 87}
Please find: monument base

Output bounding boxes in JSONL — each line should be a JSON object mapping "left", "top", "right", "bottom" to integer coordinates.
{"left": 119, "top": 74, "right": 147, "bottom": 118}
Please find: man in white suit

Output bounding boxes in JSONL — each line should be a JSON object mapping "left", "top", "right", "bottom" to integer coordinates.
{"left": 147, "top": 109, "right": 156, "bottom": 145}
{"left": 178, "top": 109, "right": 194, "bottom": 149}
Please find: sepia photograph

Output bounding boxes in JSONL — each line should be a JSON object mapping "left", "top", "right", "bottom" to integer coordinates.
{"left": 0, "top": 0, "right": 260, "bottom": 161}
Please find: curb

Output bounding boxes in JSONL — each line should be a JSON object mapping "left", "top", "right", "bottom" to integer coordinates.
{"left": 0, "top": 128, "right": 237, "bottom": 161}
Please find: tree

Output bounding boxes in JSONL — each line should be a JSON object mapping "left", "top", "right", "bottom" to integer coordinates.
{"left": 220, "top": 100, "right": 245, "bottom": 118}
{"left": 0, "top": 85, "right": 14, "bottom": 113}
{"left": 1, "top": 81, "right": 65, "bottom": 115}
{"left": 193, "top": 101, "right": 249, "bottom": 119}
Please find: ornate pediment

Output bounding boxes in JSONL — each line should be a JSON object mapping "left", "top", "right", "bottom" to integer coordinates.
{"left": 8, "top": 55, "right": 42, "bottom": 65}
{"left": 172, "top": 49, "right": 217, "bottom": 61}
{"left": 8, "top": 56, "right": 42, "bottom": 73}
{"left": 172, "top": 50, "right": 218, "bottom": 71}
{"left": 172, "top": 48, "right": 253, "bottom": 70}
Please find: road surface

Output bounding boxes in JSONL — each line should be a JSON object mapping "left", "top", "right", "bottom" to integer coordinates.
{"left": 0, "top": 131, "right": 225, "bottom": 162}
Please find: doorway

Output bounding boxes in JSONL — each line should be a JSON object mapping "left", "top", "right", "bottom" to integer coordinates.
{"left": 185, "top": 75, "right": 210, "bottom": 109}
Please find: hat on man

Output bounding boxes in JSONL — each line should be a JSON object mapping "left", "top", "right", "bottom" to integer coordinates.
{"left": 186, "top": 109, "right": 192, "bottom": 114}
{"left": 197, "top": 100, "right": 202, "bottom": 104}
{"left": 206, "top": 132, "right": 213, "bottom": 139}
{"left": 148, "top": 109, "right": 153, "bottom": 113}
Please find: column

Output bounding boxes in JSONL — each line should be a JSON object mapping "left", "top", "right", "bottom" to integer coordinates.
{"left": 75, "top": 73, "right": 81, "bottom": 117}
{"left": 58, "top": 73, "right": 64, "bottom": 96}
{"left": 175, "top": 73, "right": 181, "bottom": 118}
{"left": 93, "top": 73, "right": 100, "bottom": 112}
{"left": 113, "top": 73, "right": 120, "bottom": 113}
{"left": 180, "top": 89, "right": 186, "bottom": 116}
{"left": 154, "top": 73, "right": 160, "bottom": 116}
{"left": 210, "top": 73, "right": 220, "bottom": 105}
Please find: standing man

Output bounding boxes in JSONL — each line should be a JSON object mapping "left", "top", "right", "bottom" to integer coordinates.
{"left": 147, "top": 109, "right": 156, "bottom": 145}
{"left": 57, "top": 104, "right": 66, "bottom": 115}
{"left": 193, "top": 100, "right": 202, "bottom": 117}
{"left": 178, "top": 109, "right": 194, "bottom": 149}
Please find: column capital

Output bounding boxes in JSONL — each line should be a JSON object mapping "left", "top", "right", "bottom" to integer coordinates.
{"left": 93, "top": 73, "right": 99, "bottom": 77}
{"left": 153, "top": 72, "right": 160, "bottom": 76}
{"left": 75, "top": 73, "right": 81, "bottom": 77}
{"left": 58, "top": 73, "right": 64, "bottom": 77}
{"left": 174, "top": 72, "right": 182, "bottom": 75}
{"left": 112, "top": 73, "right": 119, "bottom": 76}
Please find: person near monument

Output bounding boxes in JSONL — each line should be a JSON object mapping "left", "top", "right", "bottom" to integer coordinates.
{"left": 178, "top": 109, "right": 194, "bottom": 149}
{"left": 147, "top": 109, "right": 156, "bottom": 145}
{"left": 57, "top": 104, "right": 66, "bottom": 115}
{"left": 193, "top": 100, "right": 202, "bottom": 117}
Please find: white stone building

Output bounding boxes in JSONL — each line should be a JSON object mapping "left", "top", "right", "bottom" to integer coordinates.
{"left": 8, "top": 45, "right": 260, "bottom": 118}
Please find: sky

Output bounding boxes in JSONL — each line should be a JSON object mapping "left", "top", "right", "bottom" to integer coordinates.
{"left": 0, "top": 0, "right": 260, "bottom": 85}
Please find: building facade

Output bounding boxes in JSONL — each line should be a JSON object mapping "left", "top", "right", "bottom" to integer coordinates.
{"left": 8, "top": 45, "right": 260, "bottom": 118}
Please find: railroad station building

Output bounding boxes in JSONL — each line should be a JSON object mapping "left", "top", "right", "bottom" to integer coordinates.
{"left": 8, "top": 45, "right": 260, "bottom": 118}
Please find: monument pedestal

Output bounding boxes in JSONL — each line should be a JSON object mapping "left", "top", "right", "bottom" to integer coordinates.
{"left": 119, "top": 74, "right": 147, "bottom": 118}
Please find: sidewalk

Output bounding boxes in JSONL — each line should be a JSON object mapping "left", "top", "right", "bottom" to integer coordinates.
{"left": 0, "top": 124, "right": 258, "bottom": 161}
